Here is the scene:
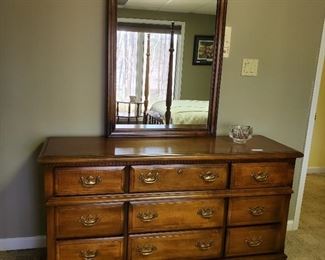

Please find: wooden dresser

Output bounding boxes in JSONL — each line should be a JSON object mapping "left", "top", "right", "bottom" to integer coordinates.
{"left": 38, "top": 135, "right": 303, "bottom": 260}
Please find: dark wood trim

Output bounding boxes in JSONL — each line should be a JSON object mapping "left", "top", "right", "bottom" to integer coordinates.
{"left": 39, "top": 157, "right": 300, "bottom": 168}
{"left": 46, "top": 187, "right": 293, "bottom": 207}
{"left": 44, "top": 166, "right": 54, "bottom": 201}
{"left": 107, "top": 0, "right": 117, "bottom": 135}
{"left": 106, "top": 0, "right": 229, "bottom": 137}
{"left": 226, "top": 254, "right": 287, "bottom": 260}
{"left": 208, "top": 0, "right": 228, "bottom": 136}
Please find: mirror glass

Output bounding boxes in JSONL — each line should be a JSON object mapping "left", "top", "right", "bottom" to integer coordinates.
{"left": 116, "top": 0, "right": 217, "bottom": 128}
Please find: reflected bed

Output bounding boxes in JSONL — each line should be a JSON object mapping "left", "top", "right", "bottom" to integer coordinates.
{"left": 147, "top": 100, "right": 209, "bottom": 125}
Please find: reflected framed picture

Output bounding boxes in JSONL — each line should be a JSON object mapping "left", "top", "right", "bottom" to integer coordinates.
{"left": 192, "top": 35, "right": 214, "bottom": 65}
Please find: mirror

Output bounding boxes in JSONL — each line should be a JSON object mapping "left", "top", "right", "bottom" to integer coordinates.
{"left": 106, "top": 0, "right": 228, "bottom": 137}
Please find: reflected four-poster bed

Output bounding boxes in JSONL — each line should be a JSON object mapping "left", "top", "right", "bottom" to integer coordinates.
{"left": 121, "top": 22, "right": 209, "bottom": 125}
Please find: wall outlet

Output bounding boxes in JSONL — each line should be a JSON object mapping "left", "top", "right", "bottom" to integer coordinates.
{"left": 241, "top": 58, "right": 259, "bottom": 76}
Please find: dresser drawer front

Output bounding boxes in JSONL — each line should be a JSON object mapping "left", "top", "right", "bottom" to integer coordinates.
{"left": 231, "top": 162, "right": 293, "bottom": 189}
{"left": 228, "top": 195, "right": 290, "bottom": 226}
{"left": 129, "top": 229, "right": 222, "bottom": 260}
{"left": 225, "top": 225, "right": 282, "bottom": 257}
{"left": 54, "top": 167, "right": 125, "bottom": 195}
{"left": 55, "top": 203, "right": 124, "bottom": 239}
{"left": 129, "top": 199, "right": 224, "bottom": 233}
{"left": 56, "top": 237, "right": 123, "bottom": 260}
{"left": 130, "top": 164, "right": 228, "bottom": 192}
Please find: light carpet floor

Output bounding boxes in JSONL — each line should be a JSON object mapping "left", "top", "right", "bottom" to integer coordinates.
{"left": 285, "top": 174, "right": 325, "bottom": 260}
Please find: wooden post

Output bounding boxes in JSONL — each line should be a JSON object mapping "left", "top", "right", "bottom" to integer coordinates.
{"left": 143, "top": 34, "right": 150, "bottom": 124}
{"left": 165, "top": 22, "right": 175, "bottom": 125}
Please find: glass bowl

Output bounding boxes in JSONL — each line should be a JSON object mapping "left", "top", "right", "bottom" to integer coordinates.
{"left": 229, "top": 125, "right": 253, "bottom": 144}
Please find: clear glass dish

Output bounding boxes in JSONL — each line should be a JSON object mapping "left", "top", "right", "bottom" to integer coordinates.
{"left": 229, "top": 125, "right": 253, "bottom": 144}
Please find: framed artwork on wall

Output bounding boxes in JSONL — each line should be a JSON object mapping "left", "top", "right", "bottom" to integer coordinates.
{"left": 192, "top": 35, "right": 214, "bottom": 65}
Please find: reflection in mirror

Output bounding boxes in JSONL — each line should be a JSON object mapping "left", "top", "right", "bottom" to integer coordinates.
{"left": 116, "top": 0, "right": 217, "bottom": 127}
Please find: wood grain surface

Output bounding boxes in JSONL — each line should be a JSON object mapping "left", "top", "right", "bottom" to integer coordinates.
{"left": 38, "top": 135, "right": 302, "bottom": 165}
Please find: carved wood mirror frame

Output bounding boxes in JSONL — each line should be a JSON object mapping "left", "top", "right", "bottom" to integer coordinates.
{"left": 106, "top": 0, "right": 228, "bottom": 137}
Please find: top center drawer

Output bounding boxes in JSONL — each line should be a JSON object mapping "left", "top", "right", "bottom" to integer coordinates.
{"left": 129, "top": 164, "right": 228, "bottom": 192}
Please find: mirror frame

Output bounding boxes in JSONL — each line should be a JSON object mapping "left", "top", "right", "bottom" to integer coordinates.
{"left": 106, "top": 0, "right": 228, "bottom": 137}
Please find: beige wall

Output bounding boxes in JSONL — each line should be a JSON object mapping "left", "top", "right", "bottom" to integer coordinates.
{"left": 309, "top": 62, "right": 325, "bottom": 168}
{"left": 117, "top": 8, "right": 215, "bottom": 100}
{"left": 0, "top": 0, "right": 324, "bottom": 239}
{"left": 220, "top": 0, "right": 325, "bottom": 219}
{"left": 0, "top": 0, "right": 106, "bottom": 237}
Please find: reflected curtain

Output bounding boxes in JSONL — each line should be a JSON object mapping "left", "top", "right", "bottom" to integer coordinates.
{"left": 116, "top": 31, "right": 138, "bottom": 102}
{"left": 116, "top": 31, "right": 177, "bottom": 107}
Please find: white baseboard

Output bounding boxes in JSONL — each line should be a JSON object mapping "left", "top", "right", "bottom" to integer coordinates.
{"left": 287, "top": 220, "right": 295, "bottom": 231}
{"left": 0, "top": 236, "right": 45, "bottom": 251}
{"left": 308, "top": 167, "right": 325, "bottom": 174}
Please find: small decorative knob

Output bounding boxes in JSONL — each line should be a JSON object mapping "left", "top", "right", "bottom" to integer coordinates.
{"left": 177, "top": 169, "right": 183, "bottom": 175}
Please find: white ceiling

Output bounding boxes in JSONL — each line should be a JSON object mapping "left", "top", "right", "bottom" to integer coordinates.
{"left": 120, "top": 0, "right": 217, "bottom": 15}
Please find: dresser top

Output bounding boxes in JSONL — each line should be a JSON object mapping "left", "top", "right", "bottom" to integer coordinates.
{"left": 38, "top": 135, "right": 303, "bottom": 165}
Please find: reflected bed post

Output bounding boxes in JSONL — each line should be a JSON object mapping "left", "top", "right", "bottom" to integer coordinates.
{"left": 143, "top": 34, "right": 150, "bottom": 124}
{"left": 165, "top": 22, "right": 175, "bottom": 125}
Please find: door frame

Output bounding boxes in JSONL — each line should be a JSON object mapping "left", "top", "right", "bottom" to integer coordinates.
{"left": 293, "top": 19, "right": 325, "bottom": 230}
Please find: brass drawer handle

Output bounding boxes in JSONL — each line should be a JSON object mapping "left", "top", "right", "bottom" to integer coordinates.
{"left": 245, "top": 237, "right": 263, "bottom": 247}
{"left": 200, "top": 171, "right": 218, "bottom": 183}
{"left": 137, "top": 244, "right": 157, "bottom": 256}
{"left": 79, "top": 215, "right": 100, "bottom": 227}
{"left": 249, "top": 206, "right": 265, "bottom": 216}
{"left": 80, "top": 176, "right": 102, "bottom": 188}
{"left": 137, "top": 211, "right": 158, "bottom": 222}
{"left": 251, "top": 172, "right": 268, "bottom": 183}
{"left": 196, "top": 240, "right": 214, "bottom": 251}
{"left": 197, "top": 208, "right": 215, "bottom": 219}
{"left": 139, "top": 171, "right": 159, "bottom": 184}
{"left": 80, "top": 249, "right": 98, "bottom": 260}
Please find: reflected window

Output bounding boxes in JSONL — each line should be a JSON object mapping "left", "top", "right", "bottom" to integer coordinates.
{"left": 117, "top": 21, "right": 182, "bottom": 108}
{"left": 116, "top": 30, "right": 139, "bottom": 103}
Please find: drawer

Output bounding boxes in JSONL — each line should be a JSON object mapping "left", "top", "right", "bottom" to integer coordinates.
{"left": 54, "top": 166, "right": 125, "bottom": 195}
{"left": 128, "top": 229, "right": 222, "bottom": 260}
{"left": 56, "top": 237, "right": 123, "bottom": 260}
{"left": 55, "top": 203, "right": 124, "bottom": 239}
{"left": 129, "top": 198, "right": 224, "bottom": 233}
{"left": 228, "top": 195, "right": 290, "bottom": 226}
{"left": 130, "top": 164, "right": 228, "bottom": 192}
{"left": 225, "top": 225, "right": 282, "bottom": 257}
{"left": 231, "top": 162, "right": 293, "bottom": 189}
